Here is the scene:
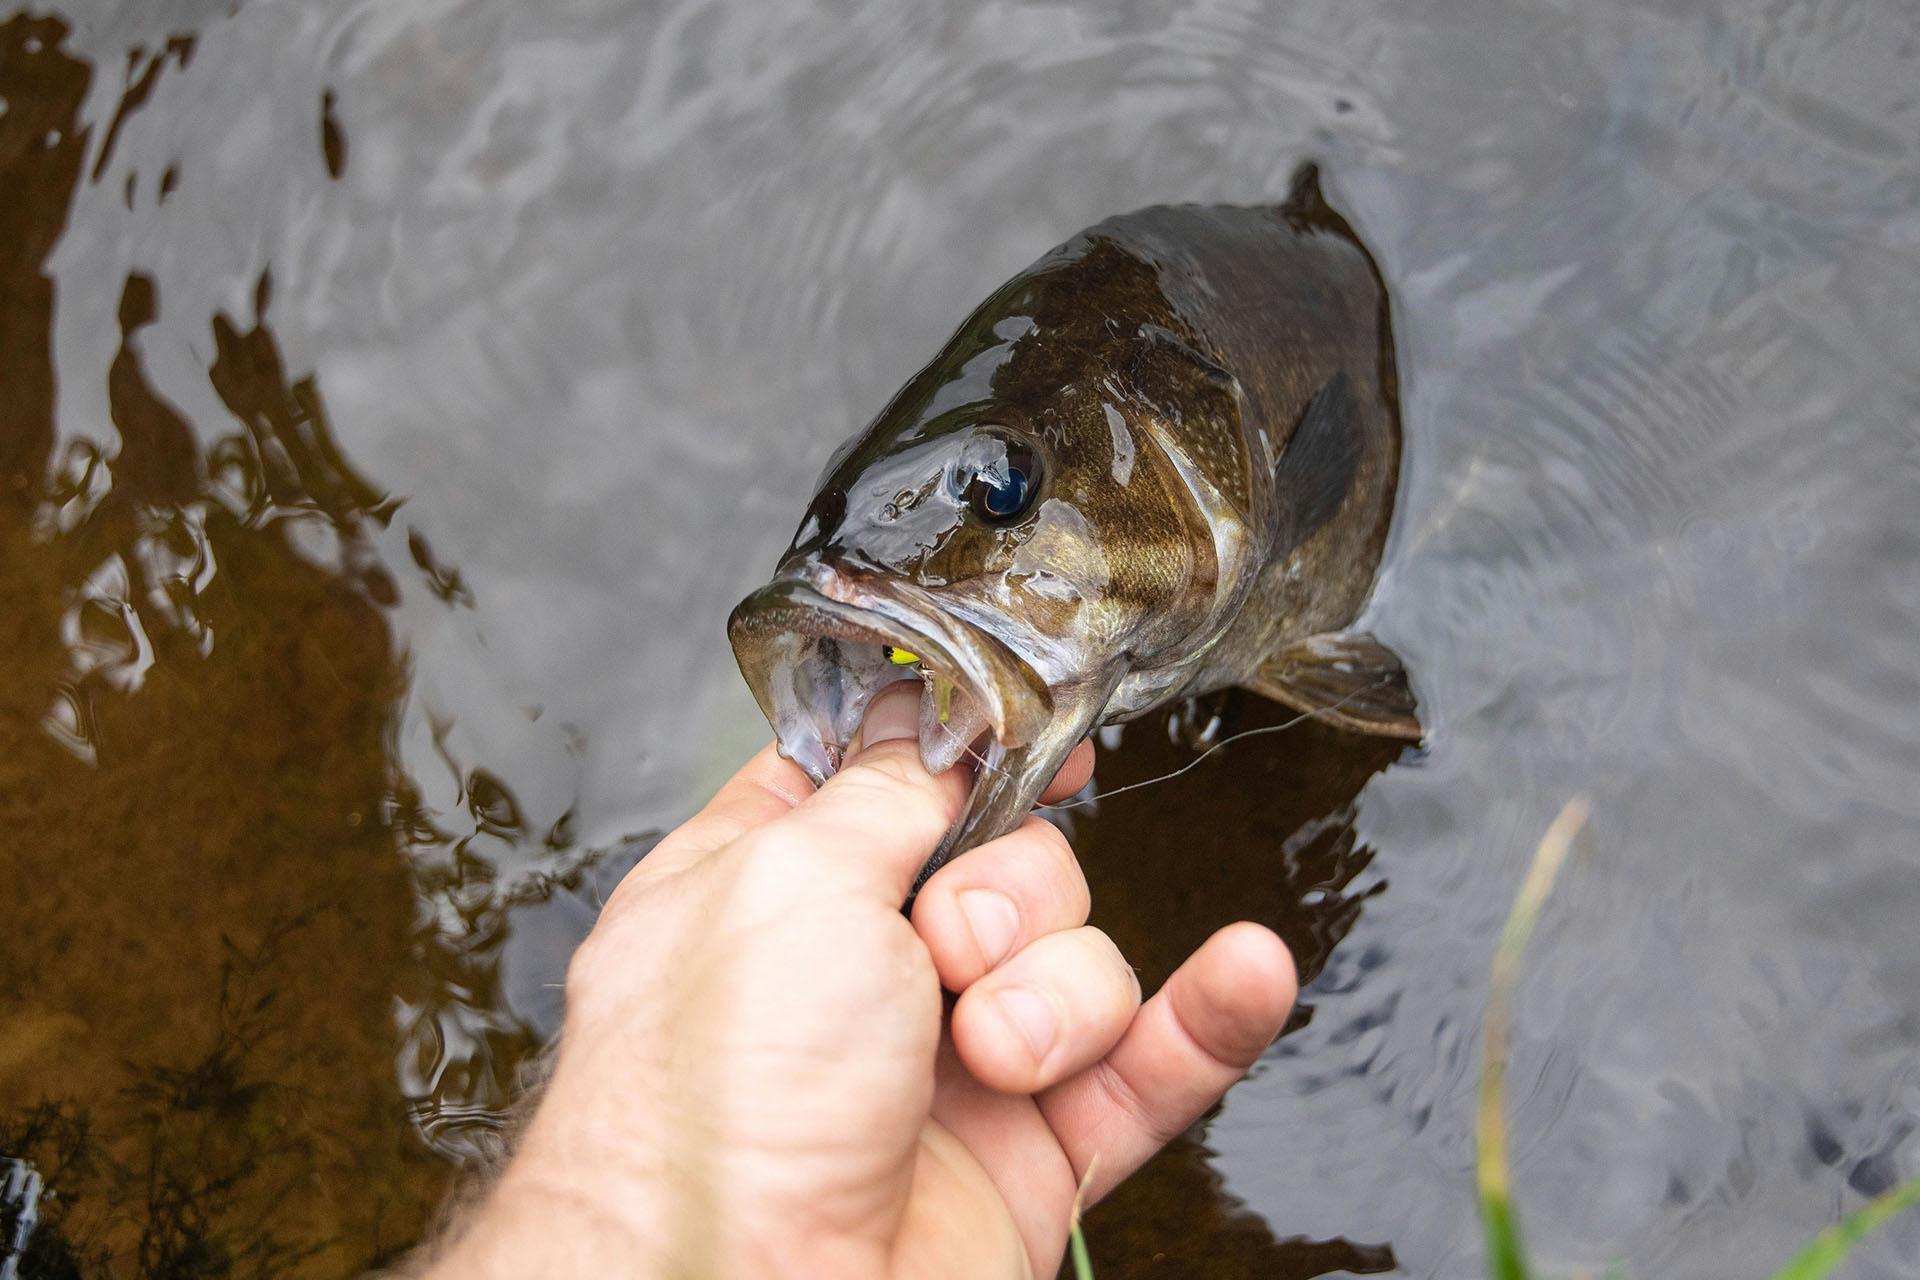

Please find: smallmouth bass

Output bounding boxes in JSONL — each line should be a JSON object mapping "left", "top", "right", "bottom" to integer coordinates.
{"left": 729, "top": 165, "right": 1421, "bottom": 887}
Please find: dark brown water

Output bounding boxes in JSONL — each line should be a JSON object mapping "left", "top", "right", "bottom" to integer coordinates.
{"left": 4, "top": 2, "right": 1919, "bottom": 1277}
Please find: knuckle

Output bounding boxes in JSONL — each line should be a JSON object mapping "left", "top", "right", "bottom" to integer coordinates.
{"left": 1089, "top": 1058, "right": 1181, "bottom": 1148}
{"left": 730, "top": 827, "right": 791, "bottom": 874}
{"left": 876, "top": 916, "right": 940, "bottom": 990}
{"left": 988, "top": 819, "right": 1086, "bottom": 919}
{"left": 728, "top": 830, "right": 833, "bottom": 911}
{"left": 1017, "top": 817, "right": 1073, "bottom": 872}
{"left": 1021, "top": 813, "right": 1072, "bottom": 853}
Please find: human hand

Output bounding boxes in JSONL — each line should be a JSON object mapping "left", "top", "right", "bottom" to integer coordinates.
{"left": 424, "top": 683, "right": 1297, "bottom": 1279}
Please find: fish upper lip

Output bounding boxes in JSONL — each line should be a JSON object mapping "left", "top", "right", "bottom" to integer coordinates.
{"left": 727, "top": 567, "right": 1053, "bottom": 761}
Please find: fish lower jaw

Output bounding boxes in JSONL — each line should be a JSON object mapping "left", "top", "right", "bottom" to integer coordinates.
{"left": 729, "top": 574, "right": 1054, "bottom": 787}
{"left": 764, "top": 641, "right": 997, "bottom": 786}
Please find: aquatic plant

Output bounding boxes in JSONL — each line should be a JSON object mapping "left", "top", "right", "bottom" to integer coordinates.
{"left": 1068, "top": 1166, "right": 1096, "bottom": 1280}
{"left": 1477, "top": 800, "right": 1920, "bottom": 1280}
{"left": 1066, "top": 794, "right": 1918, "bottom": 1278}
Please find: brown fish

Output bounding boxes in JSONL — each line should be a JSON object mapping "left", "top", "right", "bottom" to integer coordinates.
{"left": 728, "top": 165, "right": 1421, "bottom": 886}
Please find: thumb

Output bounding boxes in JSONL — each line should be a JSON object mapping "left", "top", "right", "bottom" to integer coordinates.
{"left": 764, "top": 682, "right": 968, "bottom": 905}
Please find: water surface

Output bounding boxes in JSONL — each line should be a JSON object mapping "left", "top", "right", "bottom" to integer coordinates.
{"left": 3, "top": 1, "right": 1918, "bottom": 1276}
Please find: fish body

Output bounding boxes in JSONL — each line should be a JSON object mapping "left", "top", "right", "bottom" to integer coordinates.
{"left": 729, "top": 165, "right": 1420, "bottom": 885}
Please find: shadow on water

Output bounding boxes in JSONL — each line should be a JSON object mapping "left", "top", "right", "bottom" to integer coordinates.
{"left": 0, "top": 17, "right": 449, "bottom": 1275}
{"left": 1074, "top": 699, "right": 1407, "bottom": 1278}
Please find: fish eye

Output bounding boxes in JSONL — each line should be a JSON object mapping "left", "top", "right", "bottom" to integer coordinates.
{"left": 958, "top": 433, "right": 1042, "bottom": 525}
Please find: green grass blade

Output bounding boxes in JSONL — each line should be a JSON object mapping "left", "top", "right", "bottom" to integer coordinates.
{"left": 1768, "top": 1173, "right": 1920, "bottom": 1280}
{"left": 1474, "top": 799, "right": 1918, "bottom": 1280}
{"left": 1480, "top": 1193, "right": 1532, "bottom": 1280}
{"left": 1066, "top": 1156, "right": 1097, "bottom": 1280}
{"left": 1477, "top": 798, "right": 1589, "bottom": 1280}
{"left": 1067, "top": 1218, "right": 1094, "bottom": 1280}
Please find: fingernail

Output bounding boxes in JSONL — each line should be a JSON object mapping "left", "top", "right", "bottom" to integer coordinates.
{"left": 995, "top": 985, "right": 1057, "bottom": 1063}
{"left": 959, "top": 889, "right": 1018, "bottom": 967}
{"left": 859, "top": 683, "right": 920, "bottom": 749}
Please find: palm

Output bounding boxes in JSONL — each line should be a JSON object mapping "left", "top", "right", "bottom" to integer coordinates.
{"left": 918, "top": 1057, "right": 1080, "bottom": 1275}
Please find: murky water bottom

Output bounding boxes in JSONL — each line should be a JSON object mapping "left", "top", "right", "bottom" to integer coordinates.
{"left": 4, "top": 1, "right": 1919, "bottom": 1276}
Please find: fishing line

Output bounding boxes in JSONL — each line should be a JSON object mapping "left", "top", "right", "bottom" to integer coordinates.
{"left": 1041, "top": 685, "right": 1384, "bottom": 813}
{"left": 931, "top": 676, "right": 1395, "bottom": 809}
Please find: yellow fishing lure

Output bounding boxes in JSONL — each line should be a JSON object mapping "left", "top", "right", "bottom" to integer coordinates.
{"left": 883, "top": 646, "right": 951, "bottom": 722}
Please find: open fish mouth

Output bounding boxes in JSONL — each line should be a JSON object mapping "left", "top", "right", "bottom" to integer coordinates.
{"left": 727, "top": 567, "right": 1054, "bottom": 786}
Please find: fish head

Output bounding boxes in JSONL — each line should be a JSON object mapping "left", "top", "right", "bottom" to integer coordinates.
{"left": 729, "top": 239, "right": 1256, "bottom": 875}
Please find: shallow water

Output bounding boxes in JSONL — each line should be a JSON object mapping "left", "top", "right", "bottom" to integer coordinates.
{"left": 3, "top": 0, "right": 1918, "bottom": 1275}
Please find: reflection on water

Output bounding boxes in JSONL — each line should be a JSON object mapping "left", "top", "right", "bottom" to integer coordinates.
{"left": 1, "top": 23, "right": 442, "bottom": 1272}
{"left": 0, "top": 14, "right": 622, "bottom": 1272}
{"left": 5, "top": 0, "right": 1920, "bottom": 1276}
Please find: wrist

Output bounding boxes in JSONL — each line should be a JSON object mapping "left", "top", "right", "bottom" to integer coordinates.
{"left": 421, "top": 1049, "right": 683, "bottom": 1277}
{"left": 424, "top": 1159, "right": 673, "bottom": 1279}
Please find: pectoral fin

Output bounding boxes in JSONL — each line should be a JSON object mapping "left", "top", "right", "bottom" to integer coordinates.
{"left": 1244, "top": 630, "right": 1423, "bottom": 741}
{"left": 1270, "top": 372, "right": 1360, "bottom": 550}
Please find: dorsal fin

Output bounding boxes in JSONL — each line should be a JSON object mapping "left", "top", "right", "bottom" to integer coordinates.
{"left": 1269, "top": 372, "right": 1359, "bottom": 549}
{"left": 1281, "top": 161, "right": 1330, "bottom": 230}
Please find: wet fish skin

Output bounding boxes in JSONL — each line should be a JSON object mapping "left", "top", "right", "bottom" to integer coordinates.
{"left": 729, "top": 164, "right": 1419, "bottom": 886}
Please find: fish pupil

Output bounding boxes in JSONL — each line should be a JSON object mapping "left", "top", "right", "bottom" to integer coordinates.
{"left": 982, "top": 468, "right": 1027, "bottom": 516}
{"left": 962, "top": 436, "right": 1041, "bottom": 524}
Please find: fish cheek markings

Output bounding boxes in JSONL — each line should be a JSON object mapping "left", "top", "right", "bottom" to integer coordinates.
{"left": 1113, "top": 333, "right": 1262, "bottom": 609}
{"left": 912, "top": 505, "right": 1024, "bottom": 590}
{"left": 1059, "top": 419, "right": 1214, "bottom": 665}
{"left": 1001, "top": 497, "right": 1118, "bottom": 652}
{"left": 1090, "top": 365, "right": 1241, "bottom": 665}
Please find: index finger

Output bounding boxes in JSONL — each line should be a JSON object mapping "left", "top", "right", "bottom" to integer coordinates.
{"left": 1038, "top": 737, "right": 1095, "bottom": 805}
